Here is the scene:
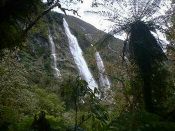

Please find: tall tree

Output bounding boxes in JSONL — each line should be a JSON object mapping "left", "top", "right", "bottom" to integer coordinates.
{"left": 88, "top": 0, "right": 173, "bottom": 113}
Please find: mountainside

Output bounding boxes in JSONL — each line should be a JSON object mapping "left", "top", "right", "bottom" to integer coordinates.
{"left": 20, "top": 12, "right": 124, "bottom": 89}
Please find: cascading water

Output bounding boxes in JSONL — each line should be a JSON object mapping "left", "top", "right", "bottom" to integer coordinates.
{"left": 49, "top": 33, "right": 61, "bottom": 78}
{"left": 95, "top": 52, "right": 110, "bottom": 88}
{"left": 63, "top": 18, "right": 98, "bottom": 90}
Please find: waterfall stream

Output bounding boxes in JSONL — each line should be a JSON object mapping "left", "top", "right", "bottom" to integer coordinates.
{"left": 49, "top": 34, "right": 61, "bottom": 78}
{"left": 63, "top": 18, "right": 98, "bottom": 90}
{"left": 95, "top": 52, "right": 110, "bottom": 88}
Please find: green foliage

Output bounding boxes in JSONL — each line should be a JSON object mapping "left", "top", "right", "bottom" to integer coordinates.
{"left": 33, "top": 87, "right": 65, "bottom": 116}
{"left": 0, "top": 0, "right": 44, "bottom": 50}
{"left": 85, "top": 104, "right": 109, "bottom": 131}
{"left": 14, "top": 117, "right": 34, "bottom": 131}
{"left": 0, "top": 50, "right": 66, "bottom": 130}
{"left": 108, "top": 111, "right": 175, "bottom": 131}
{"left": 0, "top": 106, "right": 19, "bottom": 130}
{"left": 76, "top": 89, "right": 110, "bottom": 131}
{"left": 60, "top": 77, "right": 89, "bottom": 109}
{"left": 46, "top": 115, "right": 67, "bottom": 130}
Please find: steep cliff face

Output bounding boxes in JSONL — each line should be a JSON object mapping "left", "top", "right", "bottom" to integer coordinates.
{"left": 19, "top": 12, "right": 123, "bottom": 89}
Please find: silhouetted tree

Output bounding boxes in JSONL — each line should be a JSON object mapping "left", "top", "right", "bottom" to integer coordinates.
{"left": 89, "top": 0, "right": 173, "bottom": 113}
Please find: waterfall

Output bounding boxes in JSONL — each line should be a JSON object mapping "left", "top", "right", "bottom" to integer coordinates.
{"left": 48, "top": 34, "right": 61, "bottom": 78}
{"left": 63, "top": 18, "right": 98, "bottom": 90}
{"left": 95, "top": 52, "right": 110, "bottom": 88}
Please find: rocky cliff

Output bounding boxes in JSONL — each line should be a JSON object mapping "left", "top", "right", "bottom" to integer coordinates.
{"left": 19, "top": 11, "right": 124, "bottom": 90}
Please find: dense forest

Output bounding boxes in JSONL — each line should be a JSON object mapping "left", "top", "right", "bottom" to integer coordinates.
{"left": 0, "top": 0, "right": 175, "bottom": 131}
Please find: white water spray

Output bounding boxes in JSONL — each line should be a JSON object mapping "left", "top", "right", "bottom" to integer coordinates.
{"left": 63, "top": 18, "right": 98, "bottom": 90}
{"left": 49, "top": 34, "right": 61, "bottom": 78}
{"left": 95, "top": 52, "right": 110, "bottom": 88}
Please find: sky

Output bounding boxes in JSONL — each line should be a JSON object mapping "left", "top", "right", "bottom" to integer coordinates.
{"left": 49, "top": 0, "right": 172, "bottom": 44}
{"left": 53, "top": 0, "right": 114, "bottom": 34}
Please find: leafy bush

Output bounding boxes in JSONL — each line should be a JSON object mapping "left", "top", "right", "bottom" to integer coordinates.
{"left": 108, "top": 111, "right": 175, "bottom": 131}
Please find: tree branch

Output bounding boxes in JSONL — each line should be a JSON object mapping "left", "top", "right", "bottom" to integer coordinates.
{"left": 24, "top": 1, "right": 80, "bottom": 35}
